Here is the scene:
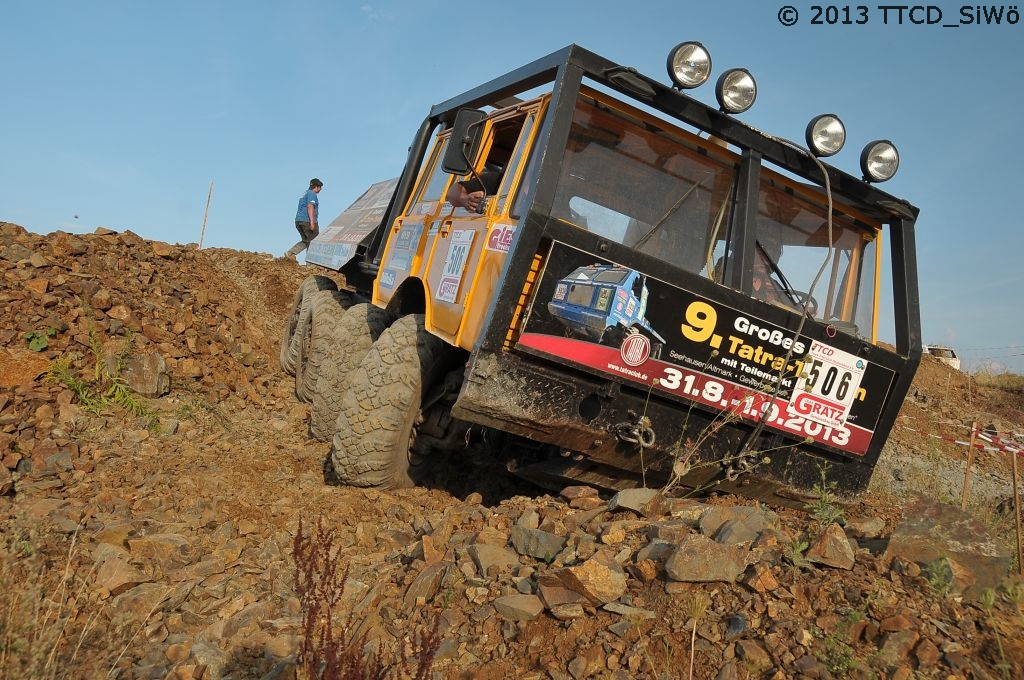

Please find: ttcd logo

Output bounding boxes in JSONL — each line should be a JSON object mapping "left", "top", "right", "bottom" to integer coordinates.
{"left": 620, "top": 333, "right": 650, "bottom": 367}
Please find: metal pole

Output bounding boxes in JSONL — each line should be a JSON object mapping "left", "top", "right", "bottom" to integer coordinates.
{"left": 961, "top": 421, "right": 977, "bottom": 511}
{"left": 198, "top": 180, "right": 214, "bottom": 250}
{"left": 1012, "top": 449, "right": 1023, "bottom": 575}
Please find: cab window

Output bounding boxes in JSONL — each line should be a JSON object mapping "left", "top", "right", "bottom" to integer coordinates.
{"left": 747, "top": 180, "right": 887, "bottom": 341}
{"left": 451, "top": 111, "right": 532, "bottom": 217}
{"left": 551, "top": 94, "right": 737, "bottom": 276}
{"left": 407, "top": 137, "right": 453, "bottom": 216}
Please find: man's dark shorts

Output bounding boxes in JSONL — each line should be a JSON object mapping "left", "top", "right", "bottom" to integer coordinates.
{"left": 295, "top": 220, "right": 318, "bottom": 245}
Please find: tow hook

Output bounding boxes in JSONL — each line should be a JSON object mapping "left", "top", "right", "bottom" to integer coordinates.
{"left": 724, "top": 450, "right": 762, "bottom": 481}
{"left": 612, "top": 410, "right": 656, "bottom": 448}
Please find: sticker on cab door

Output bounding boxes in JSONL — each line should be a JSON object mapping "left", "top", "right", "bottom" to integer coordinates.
{"left": 436, "top": 229, "right": 475, "bottom": 303}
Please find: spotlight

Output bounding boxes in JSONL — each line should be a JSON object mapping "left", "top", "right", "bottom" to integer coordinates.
{"left": 805, "top": 114, "right": 846, "bottom": 157}
{"left": 666, "top": 42, "right": 712, "bottom": 89}
{"left": 860, "top": 140, "right": 900, "bottom": 182}
{"left": 715, "top": 68, "right": 757, "bottom": 114}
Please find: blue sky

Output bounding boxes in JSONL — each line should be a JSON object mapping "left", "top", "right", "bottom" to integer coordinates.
{"left": 2, "top": 1, "right": 1021, "bottom": 371}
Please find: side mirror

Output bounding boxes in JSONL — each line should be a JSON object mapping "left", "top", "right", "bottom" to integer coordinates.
{"left": 442, "top": 109, "right": 487, "bottom": 176}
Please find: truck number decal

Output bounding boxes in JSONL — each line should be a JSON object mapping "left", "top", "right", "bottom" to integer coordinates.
{"left": 787, "top": 342, "right": 866, "bottom": 428}
{"left": 652, "top": 363, "right": 858, "bottom": 450}
{"left": 437, "top": 229, "right": 475, "bottom": 304}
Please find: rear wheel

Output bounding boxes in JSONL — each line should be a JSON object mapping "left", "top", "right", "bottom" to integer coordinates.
{"left": 309, "top": 303, "right": 395, "bottom": 441}
{"left": 329, "top": 314, "right": 449, "bottom": 489}
{"left": 280, "top": 275, "right": 336, "bottom": 375}
{"left": 600, "top": 323, "right": 630, "bottom": 350}
{"left": 294, "top": 290, "right": 355, "bottom": 403}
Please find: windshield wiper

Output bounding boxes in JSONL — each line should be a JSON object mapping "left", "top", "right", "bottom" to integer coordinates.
{"left": 756, "top": 240, "right": 810, "bottom": 314}
{"left": 633, "top": 176, "right": 709, "bottom": 250}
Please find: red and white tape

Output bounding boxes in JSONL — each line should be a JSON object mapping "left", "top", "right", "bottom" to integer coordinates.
{"left": 898, "top": 423, "right": 1023, "bottom": 455}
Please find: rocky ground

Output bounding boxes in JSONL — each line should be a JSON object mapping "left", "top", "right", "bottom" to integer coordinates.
{"left": 2, "top": 220, "right": 1024, "bottom": 680}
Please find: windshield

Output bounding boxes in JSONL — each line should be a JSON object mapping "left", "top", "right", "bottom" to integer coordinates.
{"left": 593, "top": 269, "right": 629, "bottom": 284}
{"left": 548, "top": 91, "right": 890, "bottom": 343}
{"left": 552, "top": 94, "right": 737, "bottom": 277}
{"left": 743, "top": 178, "right": 884, "bottom": 341}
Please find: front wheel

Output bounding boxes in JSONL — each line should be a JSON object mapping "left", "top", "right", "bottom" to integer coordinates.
{"left": 600, "top": 323, "right": 630, "bottom": 350}
{"left": 602, "top": 324, "right": 662, "bottom": 360}
{"left": 309, "top": 303, "right": 395, "bottom": 441}
{"left": 329, "top": 314, "right": 449, "bottom": 490}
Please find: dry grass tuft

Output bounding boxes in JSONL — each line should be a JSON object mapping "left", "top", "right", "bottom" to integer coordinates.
{"left": 0, "top": 525, "right": 111, "bottom": 679}
{"left": 293, "top": 517, "right": 440, "bottom": 680}
{"left": 973, "top": 370, "right": 1024, "bottom": 394}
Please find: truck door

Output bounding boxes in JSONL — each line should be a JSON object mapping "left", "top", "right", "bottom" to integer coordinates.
{"left": 423, "top": 105, "right": 542, "bottom": 348}
{"left": 375, "top": 137, "right": 454, "bottom": 306}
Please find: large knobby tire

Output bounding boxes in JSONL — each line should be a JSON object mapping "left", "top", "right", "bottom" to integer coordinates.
{"left": 600, "top": 323, "right": 630, "bottom": 350}
{"left": 308, "top": 303, "right": 395, "bottom": 441}
{"left": 280, "top": 275, "right": 336, "bottom": 375}
{"left": 330, "top": 314, "right": 449, "bottom": 489}
{"left": 294, "top": 290, "right": 355, "bottom": 403}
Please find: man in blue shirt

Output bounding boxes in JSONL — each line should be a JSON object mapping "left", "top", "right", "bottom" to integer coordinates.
{"left": 285, "top": 178, "right": 323, "bottom": 258}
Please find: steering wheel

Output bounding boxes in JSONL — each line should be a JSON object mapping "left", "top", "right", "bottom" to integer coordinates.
{"left": 789, "top": 290, "right": 819, "bottom": 317}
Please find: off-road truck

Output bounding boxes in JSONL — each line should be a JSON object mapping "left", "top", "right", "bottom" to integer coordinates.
{"left": 281, "top": 42, "right": 922, "bottom": 506}
{"left": 547, "top": 263, "right": 666, "bottom": 359}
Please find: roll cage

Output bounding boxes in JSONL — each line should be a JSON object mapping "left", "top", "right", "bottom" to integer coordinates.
{"left": 347, "top": 44, "right": 920, "bottom": 362}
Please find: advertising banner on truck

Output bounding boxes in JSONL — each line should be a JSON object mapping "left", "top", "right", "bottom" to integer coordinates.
{"left": 517, "top": 242, "right": 895, "bottom": 456}
{"left": 306, "top": 178, "right": 398, "bottom": 270}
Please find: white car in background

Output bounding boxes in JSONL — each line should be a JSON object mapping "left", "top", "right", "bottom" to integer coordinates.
{"left": 924, "top": 344, "right": 961, "bottom": 370}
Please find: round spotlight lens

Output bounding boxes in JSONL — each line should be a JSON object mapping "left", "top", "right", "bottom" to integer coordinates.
{"left": 860, "top": 140, "right": 900, "bottom": 182}
{"left": 805, "top": 114, "right": 846, "bottom": 157}
{"left": 715, "top": 68, "right": 757, "bottom": 114}
{"left": 666, "top": 41, "right": 712, "bottom": 89}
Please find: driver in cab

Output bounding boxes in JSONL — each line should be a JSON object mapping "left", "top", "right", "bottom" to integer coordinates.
{"left": 751, "top": 240, "right": 791, "bottom": 307}
{"left": 445, "top": 164, "right": 503, "bottom": 213}
{"left": 751, "top": 238, "right": 819, "bottom": 318}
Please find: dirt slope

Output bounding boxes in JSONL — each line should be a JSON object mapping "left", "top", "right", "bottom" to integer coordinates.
{"left": 1, "top": 221, "right": 1023, "bottom": 680}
